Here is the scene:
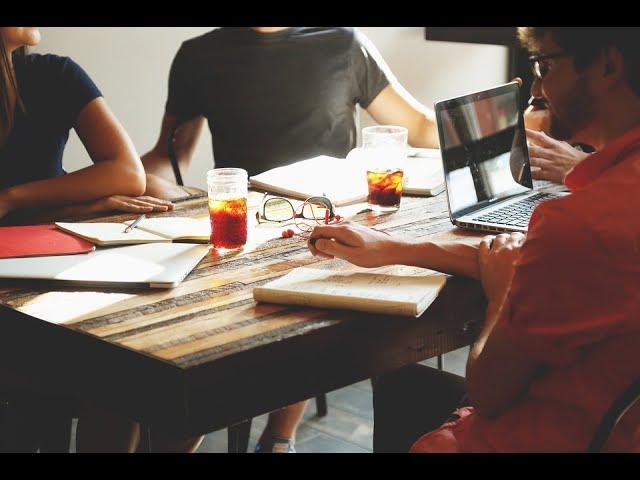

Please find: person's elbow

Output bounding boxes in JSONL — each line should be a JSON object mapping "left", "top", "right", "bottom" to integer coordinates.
{"left": 411, "top": 114, "right": 439, "bottom": 148}
{"left": 126, "top": 163, "right": 147, "bottom": 197}
{"left": 115, "top": 155, "right": 147, "bottom": 197}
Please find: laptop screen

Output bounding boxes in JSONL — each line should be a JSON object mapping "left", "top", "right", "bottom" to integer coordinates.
{"left": 435, "top": 82, "right": 533, "bottom": 219}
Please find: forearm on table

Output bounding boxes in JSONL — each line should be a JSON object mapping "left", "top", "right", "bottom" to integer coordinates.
{"left": 2, "top": 159, "right": 145, "bottom": 211}
{"left": 393, "top": 238, "right": 480, "bottom": 279}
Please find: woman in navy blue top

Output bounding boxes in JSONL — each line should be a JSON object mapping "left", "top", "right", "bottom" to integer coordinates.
{"left": 0, "top": 27, "right": 180, "bottom": 452}
{"left": 0, "top": 27, "right": 173, "bottom": 224}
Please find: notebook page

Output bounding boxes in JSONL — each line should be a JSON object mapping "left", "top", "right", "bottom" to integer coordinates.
{"left": 55, "top": 222, "right": 168, "bottom": 245}
{"left": 126, "top": 216, "right": 211, "bottom": 240}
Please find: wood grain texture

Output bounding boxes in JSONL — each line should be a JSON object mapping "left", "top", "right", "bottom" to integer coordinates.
{"left": 0, "top": 186, "right": 530, "bottom": 435}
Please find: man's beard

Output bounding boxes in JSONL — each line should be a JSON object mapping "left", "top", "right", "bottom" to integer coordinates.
{"left": 547, "top": 111, "right": 572, "bottom": 140}
{"left": 547, "top": 75, "right": 596, "bottom": 143}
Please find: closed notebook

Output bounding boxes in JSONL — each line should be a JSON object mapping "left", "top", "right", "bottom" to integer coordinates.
{"left": 0, "top": 224, "right": 95, "bottom": 259}
{"left": 55, "top": 216, "right": 211, "bottom": 247}
{"left": 249, "top": 153, "right": 444, "bottom": 207}
{"left": 253, "top": 265, "right": 448, "bottom": 318}
{"left": 404, "top": 148, "right": 446, "bottom": 196}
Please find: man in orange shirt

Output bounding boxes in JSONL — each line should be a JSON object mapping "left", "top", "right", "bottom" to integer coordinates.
{"left": 306, "top": 27, "right": 640, "bottom": 452}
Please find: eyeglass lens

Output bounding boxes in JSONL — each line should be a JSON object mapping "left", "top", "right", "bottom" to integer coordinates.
{"left": 534, "top": 60, "right": 549, "bottom": 79}
{"left": 263, "top": 198, "right": 294, "bottom": 222}
{"left": 301, "top": 200, "right": 332, "bottom": 220}
{"left": 263, "top": 196, "right": 333, "bottom": 222}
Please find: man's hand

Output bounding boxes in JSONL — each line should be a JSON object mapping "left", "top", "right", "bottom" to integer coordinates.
{"left": 526, "top": 128, "right": 589, "bottom": 184}
{"left": 87, "top": 195, "right": 175, "bottom": 215}
{"left": 478, "top": 233, "right": 525, "bottom": 308}
{"left": 308, "top": 221, "right": 404, "bottom": 268}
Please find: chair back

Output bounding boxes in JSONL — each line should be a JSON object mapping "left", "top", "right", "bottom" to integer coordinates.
{"left": 588, "top": 375, "right": 640, "bottom": 452}
{"left": 168, "top": 123, "right": 184, "bottom": 186}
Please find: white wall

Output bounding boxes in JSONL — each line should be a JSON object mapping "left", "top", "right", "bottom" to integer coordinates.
{"left": 36, "top": 27, "right": 508, "bottom": 189}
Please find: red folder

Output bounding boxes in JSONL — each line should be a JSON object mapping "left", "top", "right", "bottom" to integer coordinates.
{"left": 0, "top": 224, "right": 96, "bottom": 259}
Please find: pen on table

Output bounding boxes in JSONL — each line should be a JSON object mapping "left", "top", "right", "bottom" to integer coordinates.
{"left": 123, "top": 214, "right": 146, "bottom": 233}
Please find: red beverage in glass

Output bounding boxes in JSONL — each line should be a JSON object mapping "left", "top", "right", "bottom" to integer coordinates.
{"left": 367, "top": 169, "right": 404, "bottom": 209}
{"left": 208, "top": 197, "right": 248, "bottom": 249}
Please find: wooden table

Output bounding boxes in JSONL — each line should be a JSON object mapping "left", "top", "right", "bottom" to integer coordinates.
{"left": 0, "top": 191, "right": 489, "bottom": 441}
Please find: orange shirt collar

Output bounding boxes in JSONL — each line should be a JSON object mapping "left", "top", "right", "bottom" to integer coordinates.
{"left": 565, "top": 124, "right": 640, "bottom": 191}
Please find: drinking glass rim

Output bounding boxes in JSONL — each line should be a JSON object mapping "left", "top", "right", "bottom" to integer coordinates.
{"left": 207, "top": 168, "right": 248, "bottom": 179}
{"left": 362, "top": 125, "right": 408, "bottom": 135}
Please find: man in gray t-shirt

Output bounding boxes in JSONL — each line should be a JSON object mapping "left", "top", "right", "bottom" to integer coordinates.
{"left": 141, "top": 27, "right": 439, "bottom": 451}
{"left": 143, "top": 27, "right": 439, "bottom": 196}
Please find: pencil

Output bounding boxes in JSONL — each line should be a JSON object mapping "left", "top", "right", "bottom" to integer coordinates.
{"left": 123, "top": 214, "right": 146, "bottom": 233}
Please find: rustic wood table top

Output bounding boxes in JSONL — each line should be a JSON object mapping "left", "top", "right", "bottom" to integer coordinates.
{"left": 0, "top": 188, "right": 502, "bottom": 438}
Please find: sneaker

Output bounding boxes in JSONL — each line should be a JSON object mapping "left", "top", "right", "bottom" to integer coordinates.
{"left": 254, "top": 437, "right": 296, "bottom": 453}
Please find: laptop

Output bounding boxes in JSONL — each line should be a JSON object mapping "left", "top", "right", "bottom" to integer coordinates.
{"left": 435, "top": 81, "right": 567, "bottom": 233}
{"left": 0, "top": 242, "right": 210, "bottom": 288}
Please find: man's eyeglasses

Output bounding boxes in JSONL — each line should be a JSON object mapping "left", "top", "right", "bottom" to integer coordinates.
{"left": 528, "top": 52, "right": 572, "bottom": 80}
{"left": 255, "top": 194, "right": 335, "bottom": 226}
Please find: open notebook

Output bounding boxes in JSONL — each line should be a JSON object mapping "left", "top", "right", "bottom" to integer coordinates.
{"left": 55, "top": 216, "right": 211, "bottom": 246}
{"left": 249, "top": 152, "right": 444, "bottom": 206}
{"left": 253, "top": 265, "right": 448, "bottom": 318}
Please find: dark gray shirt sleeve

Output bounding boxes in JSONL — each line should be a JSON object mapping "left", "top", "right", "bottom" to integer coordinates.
{"left": 165, "top": 43, "right": 201, "bottom": 121}
{"left": 350, "top": 30, "right": 390, "bottom": 109}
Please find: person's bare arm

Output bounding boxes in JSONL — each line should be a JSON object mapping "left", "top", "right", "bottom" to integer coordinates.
{"left": 141, "top": 113, "right": 205, "bottom": 198}
{"left": 6, "top": 195, "right": 175, "bottom": 225}
{"left": 0, "top": 98, "right": 147, "bottom": 218}
{"left": 365, "top": 84, "right": 439, "bottom": 148}
{"left": 308, "top": 222, "right": 480, "bottom": 279}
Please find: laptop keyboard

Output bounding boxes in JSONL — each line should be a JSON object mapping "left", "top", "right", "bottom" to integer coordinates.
{"left": 472, "top": 192, "right": 556, "bottom": 228}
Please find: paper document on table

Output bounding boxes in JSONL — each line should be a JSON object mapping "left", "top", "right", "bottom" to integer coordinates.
{"left": 403, "top": 150, "right": 445, "bottom": 196}
{"left": 249, "top": 153, "right": 445, "bottom": 206}
{"left": 253, "top": 265, "right": 447, "bottom": 317}
{"left": 249, "top": 156, "right": 368, "bottom": 206}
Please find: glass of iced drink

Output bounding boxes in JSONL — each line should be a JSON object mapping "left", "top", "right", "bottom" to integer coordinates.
{"left": 366, "top": 168, "right": 404, "bottom": 211}
{"left": 362, "top": 125, "right": 408, "bottom": 212}
{"left": 207, "top": 168, "right": 248, "bottom": 249}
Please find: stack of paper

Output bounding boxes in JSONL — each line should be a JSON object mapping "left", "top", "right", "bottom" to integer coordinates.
{"left": 249, "top": 153, "right": 444, "bottom": 206}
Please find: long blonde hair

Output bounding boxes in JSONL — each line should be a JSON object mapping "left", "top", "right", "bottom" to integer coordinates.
{"left": 0, "top": 33, "right": 26, "bottom": 147}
